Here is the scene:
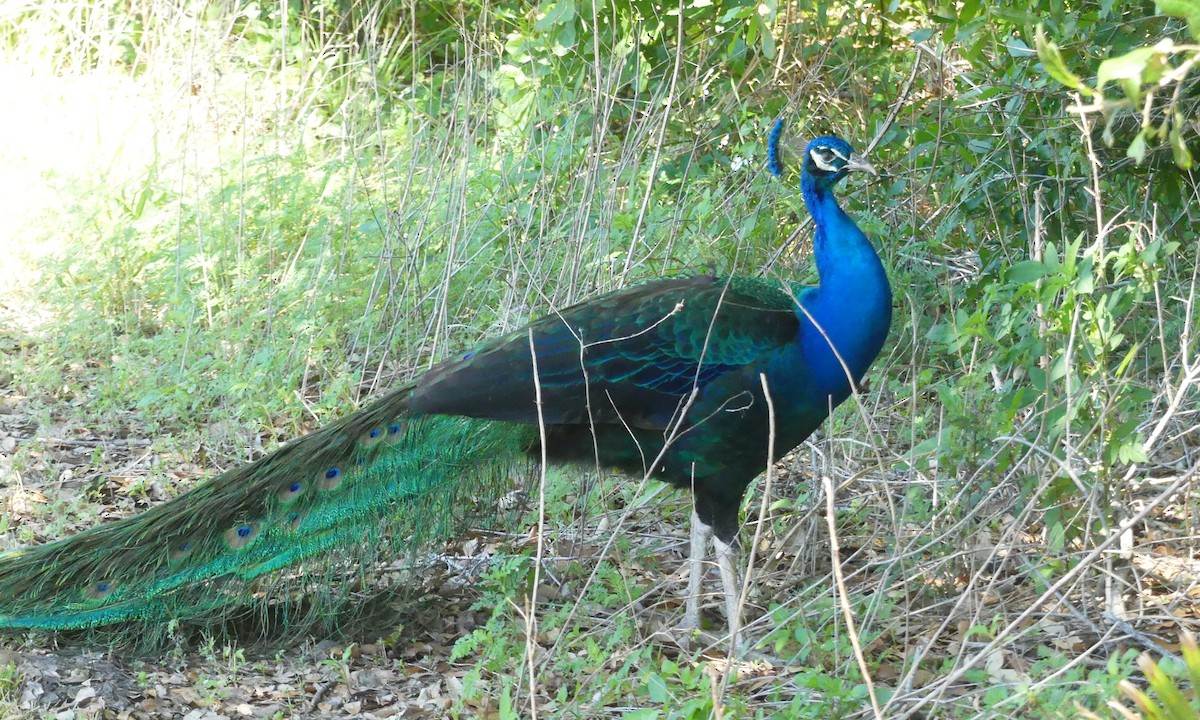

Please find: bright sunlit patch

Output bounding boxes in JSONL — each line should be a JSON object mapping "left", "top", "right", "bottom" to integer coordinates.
{"left": 0, "top": 60, "right": 157, "bottom": 294}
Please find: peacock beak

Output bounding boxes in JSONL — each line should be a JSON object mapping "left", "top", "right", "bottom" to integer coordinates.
{"left": 845, "top": 152, "right": 877, "bottom": 176}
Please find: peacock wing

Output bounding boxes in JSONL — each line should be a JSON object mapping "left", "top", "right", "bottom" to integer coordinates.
{"left": 410, "top": 276, "right": 802, "bottom": 429}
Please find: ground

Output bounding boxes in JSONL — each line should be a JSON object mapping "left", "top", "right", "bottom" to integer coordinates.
{"left": 4, "top": 323, "right": 1199, "bottom": 718}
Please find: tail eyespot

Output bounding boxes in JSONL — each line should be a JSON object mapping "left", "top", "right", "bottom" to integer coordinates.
{"left": 317, "top": 466, "right": 342, "bottom": 490}
{"left": 86, "top": 580, "right": 115, "bottom": 600}
{"left": 361, "top": 427, "right": 385, "bottom": 448}
{"left": 225, "top": 523, "right": 259, "bottom": 549}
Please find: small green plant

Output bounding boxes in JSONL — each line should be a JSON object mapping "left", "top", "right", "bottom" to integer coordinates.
{"left": 220, "top": 645, "right": 247, "bottom": 676}
{"left": 194, "top": 671, "right": 231, "bottom": 704}
{"left": 450, "top": 555, "right": 533, "bottom": 669}
{"left": 0, "top": 661, "right": 21, "bottom": 704}
{"left": 1078, "top": 631, "right": 1200, "bottom": 719}
{"left": 319, "top": 644, "right": 356, "bottom": 689}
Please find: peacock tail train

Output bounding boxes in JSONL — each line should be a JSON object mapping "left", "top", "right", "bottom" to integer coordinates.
{"left": 0, "top": 385, "right": 535, "bottom": 634}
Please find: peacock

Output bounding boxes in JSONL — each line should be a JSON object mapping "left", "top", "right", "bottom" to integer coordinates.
{"left": 0, "top": 120, "right": 891, "bottom": 641}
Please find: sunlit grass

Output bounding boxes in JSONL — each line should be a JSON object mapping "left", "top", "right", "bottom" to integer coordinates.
{"left": 0, "top": 62, "right": 149, "bottom": 291}
{"left": 0, "top": 5, "right": 322, "bottom": 297}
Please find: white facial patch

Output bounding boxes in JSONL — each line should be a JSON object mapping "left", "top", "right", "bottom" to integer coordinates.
{"left": 809, "top": 146, "right": 849, "bottom": 172}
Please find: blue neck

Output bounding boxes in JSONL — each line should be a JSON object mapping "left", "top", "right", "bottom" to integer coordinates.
{"left": 795, "top": 174, "right": 892, "bottom": 398}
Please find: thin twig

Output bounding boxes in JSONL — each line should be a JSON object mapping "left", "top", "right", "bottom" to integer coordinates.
{"left": 523, "top": 329, "right": 548, "bottom": 720}
{"left": 822, "top": 472, "right": 884, "bottom": 720}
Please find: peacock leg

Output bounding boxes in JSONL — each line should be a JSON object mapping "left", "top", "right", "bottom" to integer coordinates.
{"left": 680, "top": 508, "right": 712, "bottom": 632}
{"left": 713, "top": 534, "right": 742, "bottom": 632}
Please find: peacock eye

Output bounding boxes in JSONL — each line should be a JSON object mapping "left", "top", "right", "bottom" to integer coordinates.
{"left": 810, "top": 147, "right": 839, "bottom": 172}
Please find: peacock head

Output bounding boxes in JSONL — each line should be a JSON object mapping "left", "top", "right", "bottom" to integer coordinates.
{"left": 767, "top": 120, "right": 875, "bottom": 191}
{"left": 803, "top": 136, "right": 876, "bottom": 184}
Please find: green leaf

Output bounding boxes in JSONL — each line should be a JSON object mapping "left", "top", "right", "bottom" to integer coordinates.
{"left": 1075, "top": 255, "right": 1095, "bottom": 294}
{"left": 499, "top": 686, "right": 518, "bottom": 720}
{"left": 1141, "top": 653, "right": 1198, "bottom": 719}
{"left": 1157, "top": 0, "right": 1200, "bottom": 40}
{"left": 1005, "top": 37, "right": 1032, "bottom": 56}
{"left": 1118, "top": 441, "right": 1148, "bottom": 465}
{"left": 1119, "top": 78, "right": 1143, "bottom": 107}
{"left": 1114, "top": 342, "right": 1141, "bottom": 378}
{"left": 1096, "top": 46, "right": 1158, "bottom": 90}
{"left": 1035, "top": 27, "right": 1089, "bottom": 93}
{"left": 1032, "top": 27, "right": 1089, "bottom": 94}
{"left": 757, "top": 17, "right": 777, "bottom": 58}
{"left": 536, "top": 0, "right": 575, "bottom": 30}
{"left": 647, "top": 673, "right": 670, "bottom": 703}
{"left": 1181, "top": 632, "right": 1200, "bottom": 697}
{"left": 552, "top": 21, "right": 577, "bottom": 54}
{"left": 1047, "top": 521, "right": 1066, "bottom": 552}
{"left": 1127, "top": 129, "right": 1148, "bottom": 164}
{"left": 1007, "top": 259, "right": 1046, "bottom": 285}
{"left": 719, "top": 5, "right": 753, "bottom": 22}
{"left": 1170, "top": 121, "right": 1195, "bottom": 169}
{"left": 1043, "top": 243, "right": 1060, "bottom": 272}
{"left": 989, "top": 6, "right": 1040, "bottom": 25}
{"left": 909, "top": 28, "right": 934, "bottom": 43}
